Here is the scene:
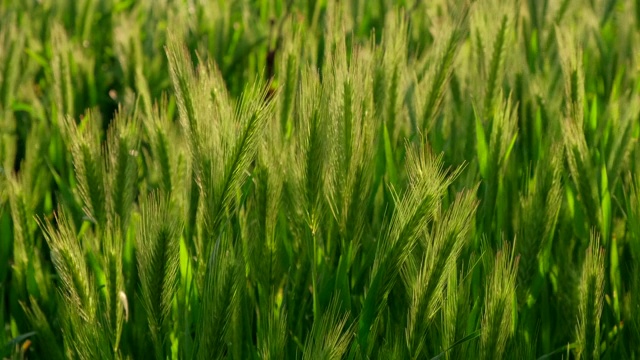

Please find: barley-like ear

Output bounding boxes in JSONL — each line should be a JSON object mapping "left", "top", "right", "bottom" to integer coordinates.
{"left": 557, "top": 23, "right": 603, "bottom": 241}
{"left": 257, "top": 307, "right": 287, "bottom": 360}
{"left": 575, "top": 233, "right": 605, "bottom": 360}
{"left": 8, "top": 175, "right": 36, "bottom": 301}
{"left": 194, "top": 232, "right": 236, "bottom": 360}
{"left": 0, "top": 16, "right": 24, "bottom": 119}
{"left": 137, "top": 192, "right": 183, "bottom": 359}
{"left": 39, "top": 208, "right": 92, "bottom": 319}
{"left": 323, "top": 40, "right": 376, "bottom": 257}
{"left": 101, "top": 220, "right": 126, "bottom": 352}
{"left": 51, "top": 24, "right": 75, "bottom": 125}
{"left": 358, "top": 144, "right": 460, "bottom": 354}
{"left": 514, "top": 146, "right": 562, "bottom": 295}
{"left": 277, "top": 25, "right": 302, "bottom": 134}
{"left": 165, "top": 36, "right": 199, "bottom": 137}
{"left": 605, "top": 95, "right": 639, "bottom": 190}
{"left": 405, "top": 187, "right": 478, "bottom": 358}
{"left": 38, "top": 206, "right": 114, "bottom": 358}
{"left": 442, "top": 268, "right": 475, "bottom": 360}
{"left": 147, "top": 96, "right": 179, "bottom": 196}
{"left": 556, "top": 25, "right": 584, "bottom": 129}
{"left": 303, "top": 299, "right": 352, "bottom": 360}
{"left": 105, "top": 109, "right": 140, "bottom": 234}
{"left": 296, "top": 68, "right": 328, "bottom": 234}
{"left": 167, "top": 36, "right": 271, "bottom": 256}
{"left": 209, "top": 80, "right": 272, "bottom": 233}
{"left": 419, "top": 3, "right": 471, "bottom": 132}
{"left": 480, "top": 242, "right": 519, "bottom": 360}
{"left": 482, "top": 13, "right": 510, "bottom": 120}
{"left": 65, "top": 110, "right": 107, "bottom": 228}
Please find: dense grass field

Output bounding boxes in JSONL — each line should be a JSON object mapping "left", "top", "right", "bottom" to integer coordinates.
{"left": 1, "top": 0, "right": 640, "bottom": 358}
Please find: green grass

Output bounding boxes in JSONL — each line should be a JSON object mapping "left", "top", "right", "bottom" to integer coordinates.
{"left": 1, "top": 0, "right": 640, "bottom": 358}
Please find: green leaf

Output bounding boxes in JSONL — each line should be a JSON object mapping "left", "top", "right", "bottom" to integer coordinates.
{"left": 600, "top": 164, "right": 611, "bottom": 243}
{"left": 383, "top": 123, "right": 398, "bottom": 188}
{"left": 430, "top": 330, "right": 481, "bottom": 360}
{"left": 475, "top": 110, "right": 489, "bottom": 179}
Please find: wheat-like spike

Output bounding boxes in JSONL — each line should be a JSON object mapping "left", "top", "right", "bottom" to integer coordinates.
{"left": 358, "top": 144, "right": 460, "bottom": 354}
{"left": 406, "top": 187, "right": 478, "bottom": 358}
{"left": 50, "top": 24, "right": 75, "bottom": 124}
{"left": 480, "top": 242, "right": 519, "bottom": 360}
{"left": 137, "top": 192, "right": 183, "bottom": 359}
{"left": 40, "top": 209, "right": 92, "bottom": 314}
{"left": 105, "top": 109, "right": 139, "bottom": 232}
{"left": 303, "top": 298, "right": 353, "bottom": 360}
{"left": 65, "top": 110, "right": 107, "bottom": 227}
{"left": 0, "top": 16, "right": 24, "bottom": 115}
{"left": 195, "top": 232, "right": 236, "bottom": 360}
{"left": 575, "top": 233, "right": 605, "bottom": 360}
{"left": 420, "top": 2, "right": 471, "bottom": 131}
{"left": 258, "top": 308, "right": 288, "bottom": 360}
{"left": 101, "top": 219, "right": 126, "bottom": 352}
{"left": 483, "top": 14, "right": 510, "bottom": 120}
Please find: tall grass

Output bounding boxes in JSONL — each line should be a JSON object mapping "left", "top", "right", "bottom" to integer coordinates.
{"left": 1, "top": 0, "right": 640, "bottom": 358}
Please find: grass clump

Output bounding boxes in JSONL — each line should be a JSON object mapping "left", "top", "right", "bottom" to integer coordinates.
{"left": 2, "top": 0, "right": 640, "bottom": 359}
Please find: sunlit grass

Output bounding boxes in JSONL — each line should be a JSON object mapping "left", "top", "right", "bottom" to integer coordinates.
{"left": 1, "top": 0, "right": 640, "bottom": 358}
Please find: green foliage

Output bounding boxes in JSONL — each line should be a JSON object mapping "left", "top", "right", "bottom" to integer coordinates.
{"left": 1, "top": 0, "right": 640, "bottom": 358}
